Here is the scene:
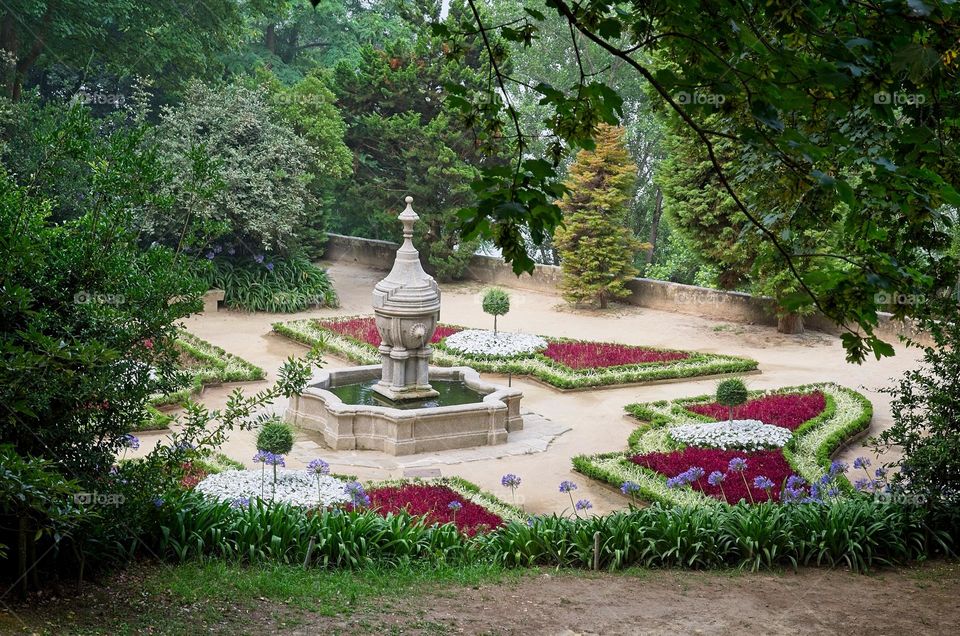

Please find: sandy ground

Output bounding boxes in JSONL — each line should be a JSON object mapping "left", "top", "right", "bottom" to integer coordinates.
{"left": 139, "top": 258, "right": 925, "bottom": 515}
{"left": 7, "top": 562, "right": 959, "bottom": 635}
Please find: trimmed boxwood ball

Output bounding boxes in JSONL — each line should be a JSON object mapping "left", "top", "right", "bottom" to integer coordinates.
{"left": 716, "top": 378, "right": 749, "bottom": 423}
{"left": 481, "top": 287, "right": 510, "bottom": 334}
{"left": 256, "top": 420, "right": 294, "bottom": 455}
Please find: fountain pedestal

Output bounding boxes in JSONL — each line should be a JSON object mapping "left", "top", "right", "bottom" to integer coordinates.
{"left": 371, "top": 197, "right": 440, "bottom": 402}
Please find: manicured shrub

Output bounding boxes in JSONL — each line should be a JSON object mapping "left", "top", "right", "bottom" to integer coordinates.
{"left": 481, "top": 288, "right": 510, "bottom": 334}
{"left": 715, "top": 378, "right": 749, "bottom": 423}
{"left": 256, "top": 421, "right": 294, "bottom": 456}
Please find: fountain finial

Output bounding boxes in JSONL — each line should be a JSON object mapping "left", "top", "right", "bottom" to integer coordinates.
{"left": 398, "top": 195, "right": 418, "bottom": 244}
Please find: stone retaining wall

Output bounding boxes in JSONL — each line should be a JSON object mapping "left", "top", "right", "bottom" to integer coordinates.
{"left": 323, "top": 233, "right": 923, "bottom": 343}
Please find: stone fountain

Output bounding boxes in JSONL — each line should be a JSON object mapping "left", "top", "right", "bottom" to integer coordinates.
{"left": 370, "top": 196, "right": 441, "bottom": 402}
{"left": 285, "top": 197, "right": 523, "bottom": 455}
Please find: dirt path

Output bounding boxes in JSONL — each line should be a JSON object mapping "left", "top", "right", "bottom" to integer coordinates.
{"left": 305, "top": 565, "right": 960, "bottom": 636}
{"left": 6, "top": 563, "right": 958, "bottom": 635}
{"left": 138, "top": 259, "right": 925, "bottom": 515}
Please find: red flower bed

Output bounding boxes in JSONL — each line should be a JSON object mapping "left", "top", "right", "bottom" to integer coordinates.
{"left": 542, "top": 341, "right": 689, "bottom": 370}
{"left": 685, "top": 392, "right": 826, "bottom": 430}
{"left": 630, "top": 448, "right": 794, "bottom": 503}
{"left": 367, "top": 484, "right": 503, "bottom": 535}
{"left": 180, "top": 462, "right": 208, "bottom": 490}
{"left": 318, "top": 317, "right": 461, "bottom": 347}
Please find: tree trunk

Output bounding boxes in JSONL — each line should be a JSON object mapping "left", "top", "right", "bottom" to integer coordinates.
{"left": 777, "top": 312, "right": 805, "bottom": 334}
{"left": 17, "top": 515, "right": 28, "bottom": 599}
{"left": 645, "top": 188, "right": 663, "bottom": 265}
{"left": 265, "top": 23, "right": 276, "bottom": 54}
{"left": 493, "top": 315, "right": 498, "bottom": 335}
{"left": 599, "top": 293, "right": 608, "bottom": 309}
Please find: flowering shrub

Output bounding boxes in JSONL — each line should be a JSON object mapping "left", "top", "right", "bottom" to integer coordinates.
{"left": 631, "top": 448, "right": 793, "bottom": 503}
{"left": 367, "top": 483, "right": 504, "bottom": 535}
{"left": 444, "top": 329, "right": 547, "bottom": 357}
{"left": 667, "top": 420, "right": 793, "bottom": 450}
{"left": 542, "top": 341, "right": 688, "bottom": 369}
{"left": 685, "top": 392, "right": 826, "bottom": 430}
{"left": 318, "top": 317, "right": 461, "bottom": 347}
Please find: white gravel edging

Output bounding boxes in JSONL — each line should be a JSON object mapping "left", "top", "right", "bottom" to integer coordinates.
{"left": 194, "top": 469, "right": 351, "bottom": 507}
{"left": 444, "top": 329, "right": 547, "bottom": 357}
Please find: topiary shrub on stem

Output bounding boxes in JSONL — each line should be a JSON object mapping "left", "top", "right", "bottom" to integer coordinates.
{"left": 482, "top": 288, "right": 510, "bottom": 334}
{"left": 716, "top": 379, "right": 749, "bottom": 424}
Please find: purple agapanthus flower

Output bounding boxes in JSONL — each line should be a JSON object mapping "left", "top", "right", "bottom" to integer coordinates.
{"left": 829, "top": 460, "right": 848, "bottom": 475}
{"left": 728, "top": 457, "right": 748, "bottom": 472}
{"left": 685, "top": 466, "right": 705, "bottom": 482}
{"left": 152, "top": 497, "right": 164, "bottom": 508}
{"left": 707, "top": 471, "right": 725, "bottom": 486}
{"left": 558, "top": 480, "right": 578, "bottom": 493}
{"left": 344, "top": 481, "right": 370, "bottom": 507}
{"left": 753, "top": 476, "right": 775, "bottom": 491}
{"left": 501, "top": 474, "right": 522, "bottom": 488}
{"left": 122, "top": 434, "right": 140, "bottom": 450}
{"left": 265, "top": 262, "right": 274, "bottom": 271}
{"left": 575, "top": 499, "right": 592, "bottom": 511}
{"left": 254, "top": 254, "right": 265, "bottom": 263}
{"left": 448, "top": 501, "right": 463, "bottom": 512}
{"left": 230, "top": 497, "right": 250, "bottom": 508}
{"left": 786, "top": 475, "right": 806, "bottom": 490}
{"left": 620, "top": 481, "right": 640, "bottom": 495}
{"left": 853, "top": 478, "right": 874, "bottom": 492}
{"left": 264, "top": 453, "right": 285, "bottom": 467}
{"left": 853, "top": 457, "right": 871, "bottom": 470}
{"left": 307, "top": 458, "right": 330, "bottom": 476}
{"left": 875, "top": 467, "right": 888, "bottom": 479}
{"left": 253, "top": 450, "right": 269, "bottom": 464}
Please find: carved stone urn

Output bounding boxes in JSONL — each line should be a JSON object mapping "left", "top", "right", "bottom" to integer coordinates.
{"left": 371, "top": 196, "right": 441, "bottom": 401}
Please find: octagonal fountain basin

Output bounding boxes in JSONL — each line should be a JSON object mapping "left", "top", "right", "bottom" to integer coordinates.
{"left": 285, "top": 365, "right": 523, "bottom": 456}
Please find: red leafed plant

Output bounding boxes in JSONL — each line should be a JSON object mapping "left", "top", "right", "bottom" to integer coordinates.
{"left": 631, "top": 448, "right": 794, "bottom": 503}
{"left": 542, "top": 341, "right": 689, "bottom": 370}
{"left": 367, "top": 484, "right": 503, "bottom": 535}
{"left": 318, "top": 317, "right": 460, "bottom": 347}
{"left": 179, "top": 462, "right": 208, "bottom": 490}
{"left": 685, "top": 391, "right": 826, "bottom": 430}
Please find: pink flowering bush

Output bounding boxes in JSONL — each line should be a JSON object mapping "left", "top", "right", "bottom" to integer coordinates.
{"left": 542, "top": 341, "right": 689, "bottom": 369}
{"left": 367, "top": 483, "right": 504, "bottom": 536}
{"left": 630, "top": 448, "right": 792, "bottom": 503}
{"left": 685, "top": 392, "right": 826, "bottom": 430}
{"left": 317, "top": 317, "right": 461, "bottom": 347}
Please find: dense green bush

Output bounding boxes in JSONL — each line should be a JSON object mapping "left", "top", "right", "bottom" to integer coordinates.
{"left": 875, "top": 305, "right": 960, "bottom": 509}
{"left": 256, "top": 421, "right": 294, "bottom": 455}
{"left": 200, "top": 256, "right": 338, "bottom": 312}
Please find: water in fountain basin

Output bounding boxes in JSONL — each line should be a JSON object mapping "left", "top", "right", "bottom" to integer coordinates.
{"left": 328, "top": 380, "right": 486, "bottom": 409}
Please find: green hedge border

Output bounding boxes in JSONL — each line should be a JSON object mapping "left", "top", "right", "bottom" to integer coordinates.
{"left": 575, "top": 383, "right": 873, "bottom": 506}
{"left": 132, "top": 332, "right": 267, "bottom": 432}
{"left": 272, "top": 317, "right": 759, "bottom": 389}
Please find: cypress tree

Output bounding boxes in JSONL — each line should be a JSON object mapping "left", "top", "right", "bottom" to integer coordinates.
{"left": 555, "top": 124, "right": 642, "bottom": 308}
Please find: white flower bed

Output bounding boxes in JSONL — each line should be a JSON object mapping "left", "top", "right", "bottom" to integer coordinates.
{"left": 443, "top": 329, "right": 547, "bottom": 358}
{"left": 195, "top": 469, "right": 351, "bottom": 507}
{"left": 667, "top": 419, "right": 793, "bottom": 451}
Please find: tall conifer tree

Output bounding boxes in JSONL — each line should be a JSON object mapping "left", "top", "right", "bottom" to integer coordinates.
{"left": 555, "top": 124, "right": 642, "bottom": 308}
